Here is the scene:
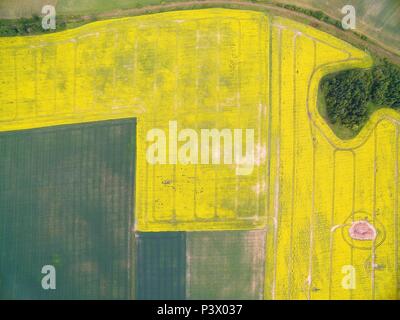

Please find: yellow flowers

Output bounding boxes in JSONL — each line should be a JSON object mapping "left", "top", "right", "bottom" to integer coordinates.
{"left": 0, "top": 8, "right": 398, "bottom": 299}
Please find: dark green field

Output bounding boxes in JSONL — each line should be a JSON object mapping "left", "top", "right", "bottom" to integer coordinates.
{"left": 135, "top": 232, "right": 186, "bottom": 300}
{"left": 0, "top": 119, "right": 136, "bottom": 299}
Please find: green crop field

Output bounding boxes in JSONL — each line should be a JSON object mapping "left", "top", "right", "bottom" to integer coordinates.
{"left": 56, "top": 0, "right": 168, "bottom": 14}
{"left": 0, "top": 0, "right": 177, "bottom": 18}
{"left": 186, "top": 231, "right": 265, "bottom": 299}
{"left": 287, "top": 0, "right": 400, "bottom": 54}
{"left": 0, "top": 119, "right": 136, "bottom": 299}
{"left": 135, "top": 232, "right": 186, "bottom": 300}
{"left": 0, "top": 0, "right": 56, "bottom": 19}
{"left": 134, "top": 230, "right": 265, "bottom": 299}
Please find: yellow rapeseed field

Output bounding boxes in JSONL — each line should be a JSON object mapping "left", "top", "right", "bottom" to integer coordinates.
{"left": 0, "top": 9, "right": 398, "bottom": 299}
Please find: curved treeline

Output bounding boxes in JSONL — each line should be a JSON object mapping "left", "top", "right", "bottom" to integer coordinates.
{"left": 321, "top": 60, "right": 400, "bottom": 133}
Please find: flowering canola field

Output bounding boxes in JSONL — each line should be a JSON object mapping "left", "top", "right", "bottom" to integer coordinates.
{"left": 0, "top": 9, "right": 398, "bottom": 299}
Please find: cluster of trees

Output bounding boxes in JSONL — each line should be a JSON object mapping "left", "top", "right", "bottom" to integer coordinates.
{"left": 278, "top": 3, "right": 342, "bottom": 28}
{"left": 321, "top": 60, "right": 400, "bottom": 131}
{"left": 0, "top": 15, "right": 68, "bottom": 36}
{"left": 322, "top": 69, "right": 372, "bottom": 131}
{"left": 0, "top": 15, "right": 42, "bottom": 36}
{"left": 371, "top": 62, "right": 400, "bottom": 109}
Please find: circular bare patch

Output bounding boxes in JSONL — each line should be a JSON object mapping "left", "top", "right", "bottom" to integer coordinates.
{"left": 341, "top": 211, "right": 385, "bottom": 250}
{"left": 348, "top": 220, "right": 376, "bottom": 240}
